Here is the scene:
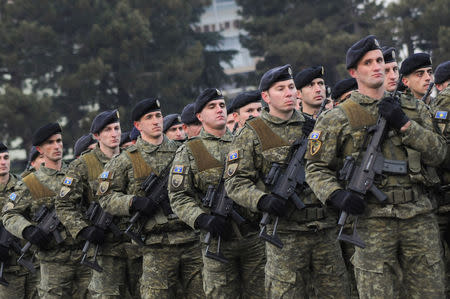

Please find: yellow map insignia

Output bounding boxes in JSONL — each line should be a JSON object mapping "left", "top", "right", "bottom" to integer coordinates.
{"left": 98, "top": 181, "right": 110, "bottom": 194}
{"left": 171, "top": 174, "right": 184, "bottom": 188}
{"left": 59, "top": 186, "right": 71, "bottom": 197}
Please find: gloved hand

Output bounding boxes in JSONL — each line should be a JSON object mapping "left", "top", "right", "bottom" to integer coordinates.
{"left": 79, "top": 226, "right": 105, "bottom": 245}
{"left": 329, "top": 190, "right": 366, "bottom": 215}
{"left": 257, "top": 194, "right": 288, "bottom": 217}
{"left": 0, "top": 245, "right": 9, "bottom": 262}
{"left": 378, "top": 96, "right": 409, "bottom": 130}
{"left": 194, "top": 214, "right": 232, "bottom": 241}
{"left": 22, "top": 226, "right": 49, "bottom": 248}
{"left": 131, "top": 196, "right": 158, "bottom": 217}
{"left": 302, "top": 117, "right": 316, "bottom": 137}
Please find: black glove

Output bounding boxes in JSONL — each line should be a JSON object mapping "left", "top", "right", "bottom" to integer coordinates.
{"left": 257, "top": 194, "right": 288, "bottom": 217}
{"left": 378, "top": 96, "right": 409, "bottom": 130}
{"left": 131, "top": 196, "right": 158, "bottom": 217}
{"left": 0, "top": 245, "right": 9, "bottom": 262}
{"left": 79, "top": 226, "right": 105, "bottom": 245}
{"left": 22, "top": 226, "right": 49, "bottom": 248}
{"left": 329, "top": 190, "right": 366, "bottom": 215}
{"left": 302, "top": 117, "right": 316, "bottom": 137}
{"left": 194, "top": 214, "right": 232, "bottom": 241}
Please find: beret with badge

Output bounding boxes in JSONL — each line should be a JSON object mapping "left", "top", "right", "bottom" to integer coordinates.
{"left": 230, "top": 90, "right": 261, "bottom": 112}
{"left": 32, "top": 122, "right": 62, "bottom": 146}
{"left": 132, "top": 98, "right": 161, "bottom": 122}
{"left": 90, "top": 109, "right": 120, "bottom": 134}
{"left": 294, "top": 66, "right": 325, "bottom": 90}
{"left": 194, "top": 88, "right": 224, "bottom": 114}
{"left": 346, "top": 35, "right": 381, "bottom": 69}
{"left": 331, "top": 78, "right": 358, "bottom": 100}
{"left": 382, "top": 46, "right": 397, "bottom": 64}
{"left": 259, "top": 64, "right": 293, "bottom": 91}
{"left": 400, "top": 53, "right": 432, "bottom": 76}
{"left": 434, "top": 61, "right": 450, "bottom": 84}
{"left": 163, "top": 114, "right": 182, "bottom": 133}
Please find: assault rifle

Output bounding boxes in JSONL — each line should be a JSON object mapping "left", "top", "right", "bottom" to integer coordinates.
{"left": 0, "top": 224, "right": 35, "bottom": 286}
{"left": 18, "top": 205, "right": 63, "bottom": 268}
{"left": 81, "top": 202, "right": 121, "bottom": 272}
{"left": 125, "top": 161, "right": 174, "bottom": 246}
{"left": 202, "top": 165, "right": 245, "bottom": 263}
{"left": 336, "top": 75, "right": 407, "bottom": 248}
{"left": 421, "top": 82, "right": 435, "bottom": 103}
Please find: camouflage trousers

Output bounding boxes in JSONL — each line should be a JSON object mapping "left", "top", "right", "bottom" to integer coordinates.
{"left": 265, "top": 228, "right": 349, "bottom": 299}
{"left": 437, "top": 211, "right": 450, "bottom": 298}
{"left": 124, "top": 242, "right": 142, "bottom": 299}
{"left": 352, "top": 213, "right": 445, "bottom": 299}
{"left": 201, "top": 231, "right": 265, "bottom": 299}
{"left": 140, "top": 241, "right": 204, "bottom": 299}
{"left": 37, "top": 248, "right": 91, "bottom": 299}
{"left": 0, "top": 267, "right": 40, "bottom": 299}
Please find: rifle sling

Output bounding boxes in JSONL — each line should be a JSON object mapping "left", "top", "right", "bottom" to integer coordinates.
{"left": 82, "top": 151, "right": 104, "bottom": 181}
{"left": 186, "top": 139, "right": 222, "bottom": 172}
{"left": 338, "top": 99, "right": 377, "bottom": 129}
{"left": 247, "top": 118, "right": 289, "bottom": 151}
{"left": 22, "top": 173, "right": 55, "bottom": 200}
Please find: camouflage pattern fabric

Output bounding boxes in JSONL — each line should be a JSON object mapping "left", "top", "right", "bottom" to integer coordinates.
{"left": 305, "top": 91, "right": 446, "bottom": 297}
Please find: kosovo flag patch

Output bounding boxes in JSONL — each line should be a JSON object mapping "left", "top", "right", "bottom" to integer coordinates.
{"left": 173, "top": 165, "right": 184, "bottom": 174}
{"left": 435, "top": 111, "right": 448, "bottom": 120}
{"left": 9, "top": 193, "right": 17, "bottom": 201}
{"left": 100, "top": 171, "right": 110, "bottom": 179}
{"left": 63, "top": 177, "right": 73, "bottom": 186}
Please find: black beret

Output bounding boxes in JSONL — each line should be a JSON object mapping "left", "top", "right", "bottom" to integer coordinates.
{"left": 0, "top": 142, "right": 7, "bottom": 153}
{"left": 434, "top": 61, "right": 450, "bottom": 84}
{"left": 90, "top": 109, "right": 120, "bottom": 134}
{"left": 259, "top": 64, "right": 293, "bottom": 91}
{"left": 331, "top": 78, "right": 358, "bottom": 100}
{"left": 180, "top": 103, "right": 200, "bottom": 125}
{"left": 132, "top": 98, "right": 161, "bottom": 121}
{"left": 32, "top": 122, "right": 62, "bottom": 146}
{"left": 382, "top": 47, "right": 397, "bottom": 64}
{"left": 194, "top": 88, "right": 224, "bottom": 114}
{"left": 129, "top": 127, "right": 140, "bottom": 141}
{"left": 231, "top": 90, "right": 261, "bottom": 112}
{"left": 28, "top": 146, "right": 39, "bottom": 163}
{"left": 226, "top": 101, "right": 234, "bottom": 115}
{"left": 346, "top": 35, "right": 381, "bottom": 69}
{"left": 119, "top": 131, "right": 131, "bottom": 146}
{"left": 294, "top": 66, "right": 325, "bottom": 90}
{"left": 400, "top": 53, "right": 432, "bottom": 76}
{"left": 163, "top": 114, "right": 182, "bottom": 133}
{"left": 73, "top": 134, "right": 96, "bottom": 157}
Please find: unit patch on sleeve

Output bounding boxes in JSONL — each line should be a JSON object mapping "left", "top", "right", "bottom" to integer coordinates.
{"left": 63, "top": 177, "right": 73, "bottom": 186}
{"left": 60, "top": 186, "right": 71, "bottom": 197}
{"left": 308, "top": 131, "right": 322, "bottom": 156}
{"left": 100, "top": 171, "right": 110, "bottom": 179}
{"left": 435, "top": 111, "right": 448, "bottom": 120}
{"left": 9, "top": 193, "right": 17, "bottom": 201}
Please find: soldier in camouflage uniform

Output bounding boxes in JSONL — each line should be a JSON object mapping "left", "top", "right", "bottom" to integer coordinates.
{"left": 21, "top": 146, "right": 45, "bottom": 178}
{"left": 2, "top": 123, "right": 91, "bottom": 298}
{"left": 168, "top": 88, "right": 266, "bottom": 298}
{"left": 225, "top": 65, "right": 349, "bottom": 299}
{"left": 0, "top": 142, "right": 39, "bottom": 298}
{"left": 305, "top": 35, "right": 446, "bottom": 298}
{"left": 228, "top": 90, "right": 262, "bottom": 132}
{"left": 98, "top": 98, "right": 203, "bottom": 299}
{"left": 55, "top": 110, "right": 137, "bottom": 298}
{"left": 430, "top": 60, "right": 450, "bottom": 297}
{"left": 400, "top": 53, "right": 434, "bottom": 104}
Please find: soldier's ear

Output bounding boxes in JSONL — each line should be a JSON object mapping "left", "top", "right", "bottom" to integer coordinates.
{"left": 261, "top": 91, "right": 270, "bottom": 105}
{"left": 196, "top": 112, "right": 203, "bottom": 123}
{"left": 35, "top": 146, "right": 43, "bottom": 155}
{"left": 133, "top": 121, "right": 142, "bottom": 133}
{"left": 348, "top": 68, "right": 357, "bottom": 79}
{"left": 401, "top": 76, "right": 409, "bottom": 88}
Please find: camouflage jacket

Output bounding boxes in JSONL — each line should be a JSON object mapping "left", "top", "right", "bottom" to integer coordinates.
{"left": 168, "top": 128, "right": 261, "bottom": 237}
{"left": 305, "top": 91, "right": 446, "bottom": 219}
{"left": 99, "top": 136, "right": 196, "bottom": 245}
{"left": 224, "top": 108, "right": 336, "bottom": 232}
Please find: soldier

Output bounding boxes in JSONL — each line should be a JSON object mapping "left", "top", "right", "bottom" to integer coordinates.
{"left": 430, "top": 60, "right": 450, "bottom": 297}
{"left": 120, "top": 131, "right": 133, "bottom": 149}
{"left": 168, "top": 88, "right": 265, "bottom": 298}
{"left": 163, "top": 114, "right": 186, "bottom": 142}
{"left": 229, "top": 90, "right": 262, "bottom": 131}
{"left": 74, "top": 134, "right": 97, "bottom": 159}
{"left": 294, "top": 66, "right": 327, "bottom": 118}
{"left": 400, "top": 53, "right": 434, "bottom": 104}
{"left": 225, "top": 65, "right": 349, "bottom": 298}
{"left": 21, "top": 146, "right": 45, "bottom": 178}
{"left": 382, "top": 47, "right": 399, "bottom": 93}
{"left": 305, "top": 35, "right": 446, "bottom": 298}
{"left": 180, "top": 103, "right": 202, "bottom": 139}
{"left": 331, "top": 78, "right": 358, "bottom": 105}
{"left": 2, "top": 123, "right": 91, "bottom": 298}
{"left": 54, "top": 110, "right": 135, "bottom": 298}
{"left": 98, "top": 98, "right": 203, "bottom": 299}
{"left": 0, "top": 142, "right": 39, "bottom": 298}
{"left": 226, "top": 103, "right": 237, "bottom": 133}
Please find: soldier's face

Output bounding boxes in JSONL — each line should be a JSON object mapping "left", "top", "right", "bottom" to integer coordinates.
{"left": 165, "top": 124, "right": 186, "bottom": 141}
{"left": 37, "top": 134, "right": 63, "bottom": 162}
{"left": 183, "top": 123, "right": 202, "bottom": 138}
{"left": 95, "top": 122, "right": 121, "bottom": 150}
{"left": 226, "top": 114, "right": 236, "bottom": 131}
{"left": 299, "top": 78, "right": 326, "bottom": 108}
{"left": 233, "top": 102, "right": 262, "bottom": 128}
{"left": 135, "top": 111, "right": 163, "bottom": 140}
{"left": 436, "top": 80, "right": 450, "bottom": 92}
{"left": 350, "top": 50, "right": 385, "bottom": 90}
{"left": 0, "top": 152, "right": 10, "bottom": 176}
{"left": 402, "top": 67, "right": 433, "bottom": 98}
{"left": 197, "top": 99, "right": 227, "bottom": 131}
{"left": 384, "top": 61, "right": 399, "bottom": 92}
{"left": 263, "top": 79, "right": 297, "bottom": 114}
{"left": 30, "top": 153, "right": 45, "bottom": 170}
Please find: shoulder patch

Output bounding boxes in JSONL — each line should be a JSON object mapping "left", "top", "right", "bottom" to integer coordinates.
{"left": 9, "top": 192, "right": 17, "bottom": 201}
{"left": 59, "top": 186, "right": 71, "bottom": 197}
{"left": 228, "top": 151, "right": 239, "bottom": 161}
{"left": 63, "top": 177, "right": 73, "bottom": 186}
{"left": 100, "top": 171, "right": 110, "bottom": 179}
{"left": 173, "top": 165, "right": 184, "bottom": 174}
{"left": 435, "top": 111, "right": 448, "bottom": 120}
{"left": 98, "top": 181, "right": 110, "bottom": 194}
{"left": 309, "top": 131, "right": 321, "bottom": 140}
